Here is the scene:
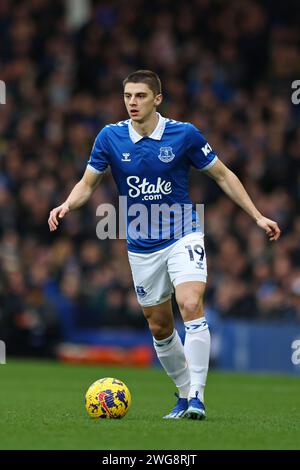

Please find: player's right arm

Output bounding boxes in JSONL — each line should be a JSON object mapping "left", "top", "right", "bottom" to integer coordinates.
{"left": 48, "top": 168, "right": 103, "bottom": 232}
{"left": 49, "top": 126, "right": 110, "bottom": 232}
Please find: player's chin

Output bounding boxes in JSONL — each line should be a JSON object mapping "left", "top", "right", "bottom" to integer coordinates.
{"left": 130, "top": 114, "right": 142, "bottom": 121}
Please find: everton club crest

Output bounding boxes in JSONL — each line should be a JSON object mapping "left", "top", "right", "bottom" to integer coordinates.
{"left": 158, "top": 146, "right": 175, "bottom": 163}
{"left": 136, "top": 286, "right": 147, "bottom": 298}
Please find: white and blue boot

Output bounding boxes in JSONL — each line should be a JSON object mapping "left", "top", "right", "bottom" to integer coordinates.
{"left": 185, "top": 392, "right": 206, "bottom": 420}
{"left": 163, "top": 393, "right": 188, "bottom": 419}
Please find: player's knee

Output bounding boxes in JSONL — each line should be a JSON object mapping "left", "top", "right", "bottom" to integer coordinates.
{"left": 149, "top": 322, "right": 172, "bottom": 340}
{"left": 178, "top": 298, "right": 203, "bottom": 320}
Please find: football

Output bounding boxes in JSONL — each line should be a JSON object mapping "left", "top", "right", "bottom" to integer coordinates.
{"left": 85, "top": 377, "right": 131, "bottom": 419}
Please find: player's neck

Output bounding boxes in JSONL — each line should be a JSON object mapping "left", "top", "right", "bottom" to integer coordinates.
{"left": 131, "top": 112, "right": 159, "bottom": 137}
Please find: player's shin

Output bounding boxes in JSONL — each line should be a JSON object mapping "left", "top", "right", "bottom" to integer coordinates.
{"left": 153, "top": 329, "right": 190, "bottom": 398}
{"left": 183, "top": 317, "right": 210, "bottom": 402}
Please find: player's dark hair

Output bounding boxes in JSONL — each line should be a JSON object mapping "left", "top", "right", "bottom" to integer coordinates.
{"left": 123, "top": 70, "right": 162, "bottom": 96}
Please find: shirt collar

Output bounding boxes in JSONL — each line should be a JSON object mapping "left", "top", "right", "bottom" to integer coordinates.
{"left": 128, "top": 113, "right": 166, "bottom": 143}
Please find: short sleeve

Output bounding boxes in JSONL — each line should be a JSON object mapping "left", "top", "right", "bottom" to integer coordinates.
{"left": 87, "top": 127, "right": 110, "bottom": 174}
{"left": 186, "top": 123, "right": 218, "bottom": 171}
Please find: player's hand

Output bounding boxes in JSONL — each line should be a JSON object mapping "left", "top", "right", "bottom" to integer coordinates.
{"left": 48, "top": 203, "right": 70, "bottom": 231}
{"left": 256, "top": 216, "right": 281, "bottom": 241}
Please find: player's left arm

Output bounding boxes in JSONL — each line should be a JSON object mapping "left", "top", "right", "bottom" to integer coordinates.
{"left": 203, "top": 159, "right": 281, "bottom": 241}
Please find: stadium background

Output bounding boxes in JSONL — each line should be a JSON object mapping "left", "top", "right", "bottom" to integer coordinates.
{"left": 1, "top": 0, "right": 300, "bottom": 368}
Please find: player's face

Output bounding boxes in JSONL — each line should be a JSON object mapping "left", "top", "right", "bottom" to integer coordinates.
{"left": 124, "top": 83, "right": 162, "bottom": 123}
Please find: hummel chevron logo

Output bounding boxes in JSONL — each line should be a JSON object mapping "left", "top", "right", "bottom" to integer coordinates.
{"left": 154, "top": 337, "right": 174, "bottom": 347}
{"left": 185, "top": 320, "right": 207, "bottom": 330}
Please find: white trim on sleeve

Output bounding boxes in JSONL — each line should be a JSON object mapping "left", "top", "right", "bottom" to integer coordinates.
{"left": 87, "top": 164, "right": 108, "bottom": 174}
{"left": 199, "top": 155, "right": 218, "bottom": 171}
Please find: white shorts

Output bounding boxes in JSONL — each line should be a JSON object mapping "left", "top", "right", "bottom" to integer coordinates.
{"left": 128, "top": 232, "right": 207, "bottom": 307}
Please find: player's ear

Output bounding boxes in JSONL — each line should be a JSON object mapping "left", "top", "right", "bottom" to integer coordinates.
{"left": 154, "top": 94, "right": 163, "bottom": 106}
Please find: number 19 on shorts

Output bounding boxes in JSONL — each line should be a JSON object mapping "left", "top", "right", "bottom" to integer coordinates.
{"left": 185, "top": 244, "right": 205, "bottom": 270}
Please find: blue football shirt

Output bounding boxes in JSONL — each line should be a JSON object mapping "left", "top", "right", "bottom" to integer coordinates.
{"left": 87, "top": 113, "right": 218, "bottom": 253}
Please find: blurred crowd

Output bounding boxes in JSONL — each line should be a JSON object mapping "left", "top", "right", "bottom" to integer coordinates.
{"left": 0, "top": 0, "right": 300, "bottom": 355}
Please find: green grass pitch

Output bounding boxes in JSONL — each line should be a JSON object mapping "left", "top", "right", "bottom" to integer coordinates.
{"left": 0, "top": 359, "right": 299, "bottom": 450}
